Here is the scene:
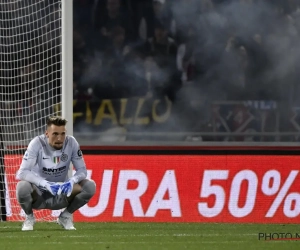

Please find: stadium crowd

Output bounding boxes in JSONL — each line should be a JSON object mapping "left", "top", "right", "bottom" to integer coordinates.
{"left": 1, "top": 0, "right": 300, "bottom": 141}
{"left": 73, "top": 0, "right": 300, "bottom": 106}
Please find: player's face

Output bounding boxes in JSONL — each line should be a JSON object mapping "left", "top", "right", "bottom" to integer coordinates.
{"left": 45, "top": 125, "right": 66, "bottom": 150}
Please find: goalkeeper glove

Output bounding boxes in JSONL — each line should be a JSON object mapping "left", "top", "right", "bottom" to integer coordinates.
{"left": 57, "top": 178, "right": 75, "bottom": 197}
{"left": 39, "top": 180, "right": 60, "bottom": 196}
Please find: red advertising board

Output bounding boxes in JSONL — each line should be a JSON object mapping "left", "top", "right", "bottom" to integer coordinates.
{"left": 5, "top": 154, "right": 300, "bottom": 223}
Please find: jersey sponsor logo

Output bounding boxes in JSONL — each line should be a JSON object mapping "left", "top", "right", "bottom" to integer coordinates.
{"left": 77, "top": 150, "right": 83, "bottom": 157}
{"left": 42, "top": 157, "right": 49, "bottom": 160}
{"left": 61, "top": 153, "right": 68, "bottom": 162}
{"left": 42, "top": 165, "right": 67, "bottom": 173}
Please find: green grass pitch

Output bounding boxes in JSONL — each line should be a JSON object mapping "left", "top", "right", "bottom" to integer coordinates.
{"left": 0, "top": 222, "right": 299, "bottom": 250}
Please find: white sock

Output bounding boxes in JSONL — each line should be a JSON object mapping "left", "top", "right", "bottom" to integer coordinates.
{"left": 27, "top": 213, "right": 34, "bottom": 218}
{"left": 61, "top": 209, "right": 72, "bottom": 218}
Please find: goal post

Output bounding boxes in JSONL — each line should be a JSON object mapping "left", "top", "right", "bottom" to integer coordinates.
{"left": 61, "top": 0, "right": 73, "bottom": 181}
{"left": 61, "top": 0, "right": 73, "bottom": 134}
{"left": 0, "top": 0, "right": 73, "bottom": 221}
{"left": 0, "top": 123, "right": 6, "bottom": 221}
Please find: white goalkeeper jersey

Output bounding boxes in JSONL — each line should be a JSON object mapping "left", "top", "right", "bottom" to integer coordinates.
{"left": 16, "top": 135, "right": 87, "bottom": 186}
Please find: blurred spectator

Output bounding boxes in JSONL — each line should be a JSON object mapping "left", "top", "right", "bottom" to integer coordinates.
{"left": 176, "top": 27, "right": 198, "bottom": 84}
{"left": 74, "top": 0, "right": 94, "bottom": 30}
{"left": 94, "top": 0, "right": 134, "bottom": 47}
{"left": 73, "top": 80, "right": 93, "bottom": 101}
{"left": 221, "top": 36, "right": 250, "bottom": 100}
{"left": 20, "top": 65, "right": 37, "bottom": 93}
{"left": 138, "top": 0, "right": 176, "bottom": 41}
{"left": 123, "top": 49, "right": 149, "bottom": 97}
{"left": 93, "top": 26, "right": 132, "bottom": 99}
{"left": 144, "top": 21, "right": 177, "bottom": 64}
{"left": 170, "top": 0, "right": 202, "bottom": 44}
{"left": 143, "top": 21, "right": 181, "bottom": 100}
{"left": 106, "top": 26, "right": 131, "bottom": 56}
{"left": 200, "top": 0, "right": 214, "bottom": 12}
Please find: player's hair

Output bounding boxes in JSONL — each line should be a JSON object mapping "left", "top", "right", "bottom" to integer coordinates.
{"left": 46, "top": 116, "right": 68, "bottom": 127}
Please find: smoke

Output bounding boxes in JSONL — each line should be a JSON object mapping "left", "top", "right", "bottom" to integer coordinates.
{"left": 75, "top": 0, "right": 300, "bottom": 139}
{"left": 172, "top": 0, "right": 300, "bottom": 103}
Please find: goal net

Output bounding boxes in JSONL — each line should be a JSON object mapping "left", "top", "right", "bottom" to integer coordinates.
{"left": 0, "top": 0, "right": 62, "bottom": 221}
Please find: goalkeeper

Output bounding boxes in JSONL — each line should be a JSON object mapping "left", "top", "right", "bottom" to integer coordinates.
{"left": 15, "top": 116, "right": 96, "bottom": 231}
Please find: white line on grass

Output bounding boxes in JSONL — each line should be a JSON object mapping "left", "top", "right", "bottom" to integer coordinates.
{"left": 39, "top": 241, "right": 248, "bottom": 245}
{"left": 0, "top": 233, "right": 258, "bottom": 238}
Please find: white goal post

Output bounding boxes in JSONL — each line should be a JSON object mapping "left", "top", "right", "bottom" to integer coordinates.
{"left": 0, "top": 0, "right": 73, "bottom": 222}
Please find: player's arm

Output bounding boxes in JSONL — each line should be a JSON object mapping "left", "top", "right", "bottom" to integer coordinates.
{"left": 16, "top": 138, "right": 44, "bottom": 186}
{"left": 58, "top": 137, "right": 87, "bottom": 197}
{"left": 16, "top": 138, "right": 60, "bottom": 195}
{"left": 70, "top": 139, "right": 87, "bottom": 183}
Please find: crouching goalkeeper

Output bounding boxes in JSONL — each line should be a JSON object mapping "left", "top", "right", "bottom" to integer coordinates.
{"left": 15, "top": 116, "right": 96, "bottom": 231}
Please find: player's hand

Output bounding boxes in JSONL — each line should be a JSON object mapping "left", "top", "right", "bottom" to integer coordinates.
{"left": 57, "top": 179, "right": 75, "bottom": 197}
{"left": 39, "top": 180, "right": 60, "bottom": 196}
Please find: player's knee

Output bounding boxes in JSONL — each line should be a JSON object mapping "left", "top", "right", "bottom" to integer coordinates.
{"left": 16, "top": 181, "right": 33, "bottom": 199}
{"left": 81, "top": 179, "right": 96, "bottom": 199}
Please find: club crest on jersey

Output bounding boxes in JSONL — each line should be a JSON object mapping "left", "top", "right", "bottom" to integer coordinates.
{"left": 23, "top": 151, "right": 28, "bottom": 160}
{"left": 53, "top": 156, "right": 60, "bottom": 164}
{"left": 61, "top": 153, "right": 68, "bottom": 162}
